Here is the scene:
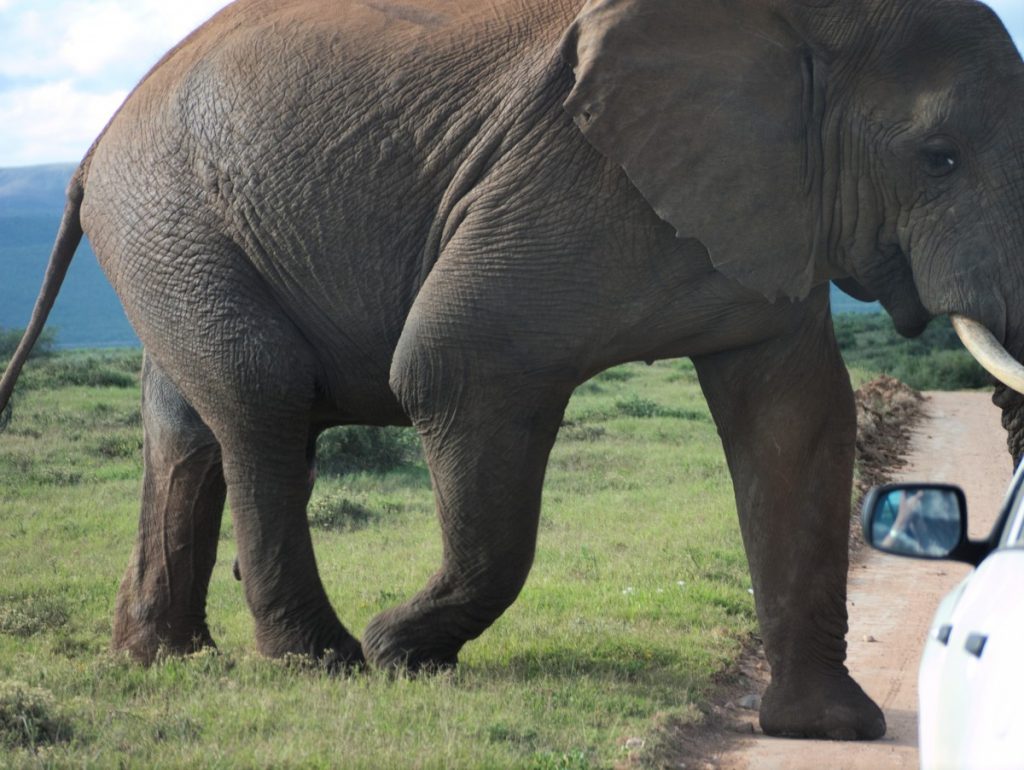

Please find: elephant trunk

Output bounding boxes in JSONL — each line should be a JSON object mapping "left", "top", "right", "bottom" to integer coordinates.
{"left": 992, "top": 384, "right": 1024, "bottom": 468}
{"left": 951, "top": 314, "right": 1024, "bottom": 467}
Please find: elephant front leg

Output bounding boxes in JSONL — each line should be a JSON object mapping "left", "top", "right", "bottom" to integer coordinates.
{"left": 693, "top": 304, "right": 885, "bottom": 740}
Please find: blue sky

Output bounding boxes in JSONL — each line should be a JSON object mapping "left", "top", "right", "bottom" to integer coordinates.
{"left": 0, "top": 1, "right": 1022, "bottom": 167}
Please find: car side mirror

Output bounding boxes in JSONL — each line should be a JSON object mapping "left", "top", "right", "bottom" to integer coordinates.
{"left": 861, "top": 484, "right": 967, "bottom": 560}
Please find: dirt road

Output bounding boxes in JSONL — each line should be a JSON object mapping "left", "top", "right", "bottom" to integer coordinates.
{"left": 715, "top": 391, "right": 1013, "bottom": 769}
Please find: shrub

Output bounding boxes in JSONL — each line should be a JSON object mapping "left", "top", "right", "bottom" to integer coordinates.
{"left": 614, "top": 394, "right": 709, "bottom": 421}
{"left": 34, "top": 468, "right": 83, "bottom": 486}
{"left": 0, "top": 327, "right": 56, "bottom": 361}
{"left": 615, "top": 394, "right": 660, "bottom": 418}
{"left": 316, "top": 426, "right": 421, "bottom": 476}
{"left": 0, "top": 681, "right": 74, "bottom": 750}
{"left": 27, "top": 357, "right": 137, "bottom": 389}
{"left": 307, "top": 495, "right": 375, "bottom": 531}
{"left": 594, "top": 367, "right": 633, "bottom": 383}
{"left": 900, "top": 349, "right": 990, "bottom": 390}
{"left": 0, "top": 595, "right": 69, "bottom": 637}
{"left": 94, "top": 432, "right": 142, "bottom": 458}
{"left": 559, "top": 422, "right": 607, "bottom": 441}
{"left": 835, "top": 313, "right": 988, "bottom": 390}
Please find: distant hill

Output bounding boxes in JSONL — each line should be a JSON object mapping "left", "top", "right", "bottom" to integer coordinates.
{"left": 0, "top": 163, "right": 138, "bottom": 349}
{"left": 831, "top": 287, "right": 881, "bottom": 315}
{"left": 0, "top": 163, "right": 878, "bottom": 351}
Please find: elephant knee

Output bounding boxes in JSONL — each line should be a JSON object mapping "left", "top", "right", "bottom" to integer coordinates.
{"left": 142, "top": 357, "right": 219, "bottom": 463}
{"left": 387, "top": 324, "right": 448, "bottom": 426}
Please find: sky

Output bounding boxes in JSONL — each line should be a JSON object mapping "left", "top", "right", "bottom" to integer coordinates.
{"left": 0, "top": 1, "right": 1023, "bottom": 168}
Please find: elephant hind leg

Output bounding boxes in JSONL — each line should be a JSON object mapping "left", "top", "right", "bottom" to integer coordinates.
{"left": 104, "top": 235, "right": 362, "bottom": 668}
{"left": 113, "top": 355, "right": 226, "bottom": 663}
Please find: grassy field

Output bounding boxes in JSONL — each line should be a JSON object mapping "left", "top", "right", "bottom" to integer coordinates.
{"left": 0, "top": 309, "right": 987, "bottom": 768}
{"left": 0, "top": 350, "right": 762, "bottom": 768}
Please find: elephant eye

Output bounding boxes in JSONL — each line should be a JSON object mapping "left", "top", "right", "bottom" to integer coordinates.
{"left": 920, "top": 137, "right": 960, "bottom": 178}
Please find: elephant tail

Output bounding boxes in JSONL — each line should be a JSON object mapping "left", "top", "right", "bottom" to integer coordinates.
{"left": 0, "top": 165, "right": 86, "bottom": 431}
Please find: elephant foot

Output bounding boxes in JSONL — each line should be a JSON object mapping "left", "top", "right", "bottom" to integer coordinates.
{"left": 254, "top": 614, "right": 365, "bottom": 672}
{"left": 759, "top": 670, "right": 886, "bottom": 740}
{"left": 362, "top": 606, "right": 461, "bottom": 672}
{"left": 112, "top": 616, "right": 217, "bottom": 665}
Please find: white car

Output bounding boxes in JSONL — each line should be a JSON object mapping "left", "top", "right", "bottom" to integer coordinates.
{"left": 862, "top": 470, "right": 1024, "bottom": 770}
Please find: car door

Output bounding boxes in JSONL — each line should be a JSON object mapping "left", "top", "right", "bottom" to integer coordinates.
{"left": 919, "top": 488, "right": 1024, "bottom": 770}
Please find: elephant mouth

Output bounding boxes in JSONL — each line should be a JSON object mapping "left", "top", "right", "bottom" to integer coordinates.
{"left": 951, "top": 315, "right": 1024, "bottom": 395}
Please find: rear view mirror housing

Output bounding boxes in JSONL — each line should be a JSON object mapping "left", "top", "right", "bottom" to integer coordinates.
{"left": 861, "top": 484, "right": 988, "bottom": 565}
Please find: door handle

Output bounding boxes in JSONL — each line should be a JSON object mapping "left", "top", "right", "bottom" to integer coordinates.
{"left": 964, "top": 632, "right": 988, "bottom": 658}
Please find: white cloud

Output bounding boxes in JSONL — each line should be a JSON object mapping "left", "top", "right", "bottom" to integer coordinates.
{"left": 56, "top": 1, "right": 230, "bottom": 80}
{"left": 0, "top": 0, "right": 230, "bottom": 166}
{"left": 0, "top": 80, "right": 128, "bottom": 165}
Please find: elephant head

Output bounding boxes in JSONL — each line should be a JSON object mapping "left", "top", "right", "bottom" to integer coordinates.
{"left": 562, "top": 0, "right": 1024, "bottom": 455}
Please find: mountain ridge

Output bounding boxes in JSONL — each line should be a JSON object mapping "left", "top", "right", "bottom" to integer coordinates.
{"left": 0, "top": 163, "right": 137, "bottom": 348}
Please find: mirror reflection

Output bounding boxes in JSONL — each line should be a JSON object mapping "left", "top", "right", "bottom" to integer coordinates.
{"left": 871, "top": 488, "right": 963, "bottom": 558}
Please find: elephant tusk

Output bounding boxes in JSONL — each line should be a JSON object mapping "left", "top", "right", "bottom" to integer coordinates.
{"left": 951, "top": 314, "right": 1024, "bottom": 395}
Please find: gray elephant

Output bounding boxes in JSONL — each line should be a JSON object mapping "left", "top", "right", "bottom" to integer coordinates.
{"left": 3, "top": 0, "right": 1024, "bottom": 742}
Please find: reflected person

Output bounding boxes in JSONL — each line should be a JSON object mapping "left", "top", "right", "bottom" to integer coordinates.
{"left": 877, "top": 489, "right": 960, "bottom": 556}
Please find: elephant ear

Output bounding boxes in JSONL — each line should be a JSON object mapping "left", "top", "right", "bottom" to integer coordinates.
{"left": 562, "top": 0, "right": 828, "bottom": 301}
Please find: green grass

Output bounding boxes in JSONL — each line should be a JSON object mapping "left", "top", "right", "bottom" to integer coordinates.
{"left": 0, "top": 353, "right": 751, "bottom": 768}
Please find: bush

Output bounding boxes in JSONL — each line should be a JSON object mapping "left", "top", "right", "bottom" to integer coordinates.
{"left": 307, "top": 495, "right": 375, "bottom": 531}
{"left": 0, "top": 681, "right": 74, "bottom": 750}
{"left": 593, "top": 367, "right": 634, "bottom": 383}
{"left": 316, "top": 426, "right": 420, "bottom": 476}
{"left": 615, "top": 394, "right": 660, "bottom": 418}
{"left": 899, "top": 349, "right": 990, "bottom": 390}
{"left": 0, "top": 326, "right": 56, "bottom": 361}
{"left": 27, "top": 357, "right": 137, "bottom": 389}
{"left": 0, "top": 595, "right": 69, "bottom": 637}
{"left": 94, "top": 432, "right": 142, "bottom": 458}
{"left": 614, "top": 394, "right": 709, "bottom": 421}
{"left": 835, "top": 313, "right": 988, "bottom": 390}
{"left": 10, "top": 349, "right": 142, "bottom": 393}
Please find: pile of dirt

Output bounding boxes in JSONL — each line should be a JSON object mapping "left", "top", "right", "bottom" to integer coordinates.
{"left": 850, "top": 376, "right": 926, "bottom": 554}
{"left": 853, "top": 375, "right": 926, "bottom": 502}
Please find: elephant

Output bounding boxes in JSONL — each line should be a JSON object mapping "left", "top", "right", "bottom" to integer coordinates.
{"left": 3, "top": 0, "right": 1024, "bottom": 742}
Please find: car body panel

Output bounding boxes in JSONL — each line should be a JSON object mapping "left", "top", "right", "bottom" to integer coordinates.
{"left": 919, "top": 547, "right": 1024, "bottom": 769}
